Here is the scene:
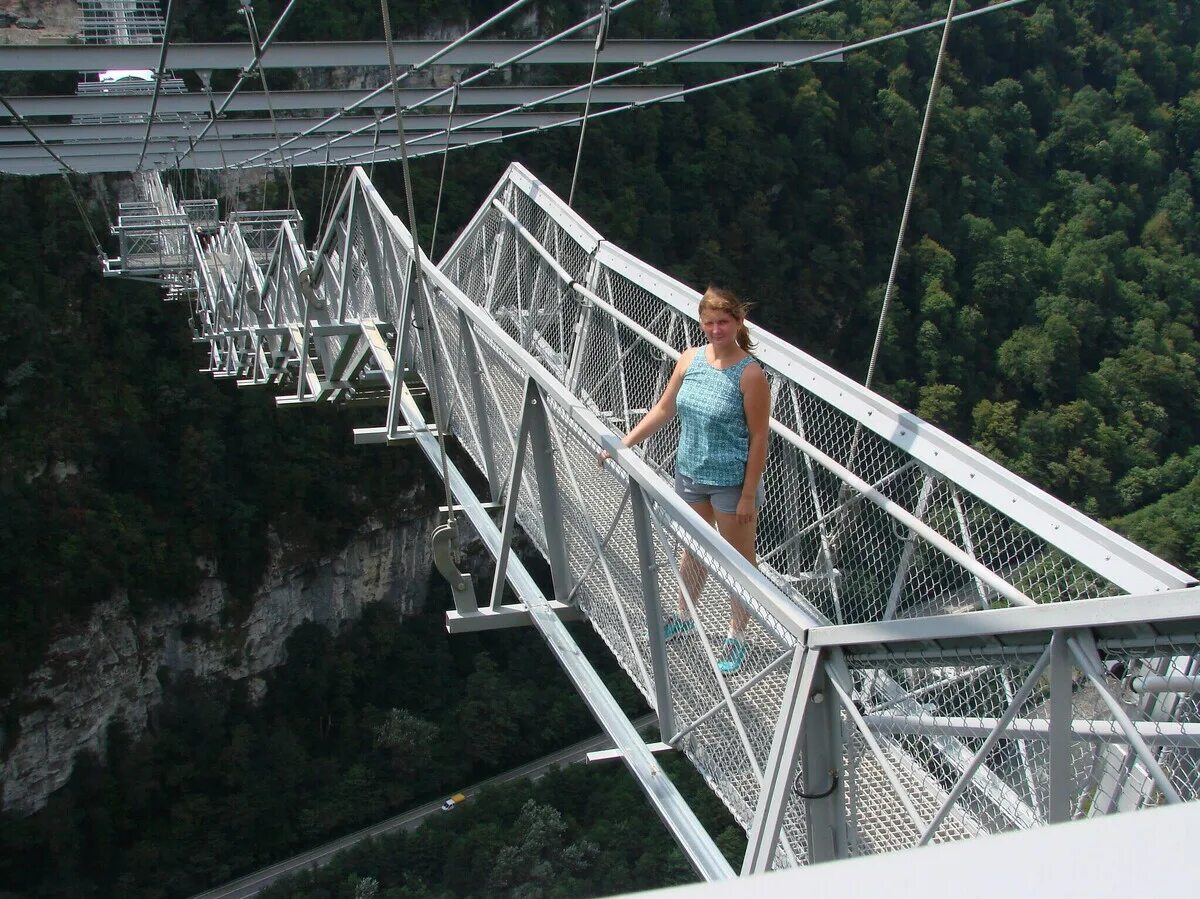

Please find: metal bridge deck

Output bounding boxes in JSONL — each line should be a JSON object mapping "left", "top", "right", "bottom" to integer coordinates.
{"left": 106, "top": 164, "right": 1200, "bottom": 879}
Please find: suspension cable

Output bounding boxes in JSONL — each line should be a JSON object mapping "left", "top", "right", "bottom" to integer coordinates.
{"left": 135, "top": 0, "right": 176, "bottom": 172}
{"left": 240, "top": 0, "right": 534, "bottom": 168}
{"left": 199, "top": 71, "right": 229, "bottom": 173}
{"left": 300, "top": 0, "right": 831, "bottom": 168}
{"left": 568, "top": 0, "right": 610, "bottom": 208}
{"left": 836, "top": 0, "right": 959, "bottom": 556}
{"left": 321, "top": 164, "right": 343, "bottom": 230}
{"left": 864, "top": 0, "right": 956, "bottom": 391}
{"left": 317, "top": 143, "right": 332, "bottom": 235}
{"left": 367, "top": 110, "right": 383, "bottom": 180}
{"left": 176, "top": 0, "right": 301, "bottom": 167}
{"left": 380, "top": 0, "right": 458, "bottom": 528}
{"left": 427, "top": 78, "right": 460, "bottom": 260}
{"left": 62, "top": 172, "right": 107, "bottom": 260}
{"left": 241, "top": 0, "right": 297, "bottom": 212}
{"left": 243, "top": 0, "right": 634, "bottom": 169}
{"left": 314, "top": 0, "right": 1029, "bottom": 170}
{"left": 0, "top": 93, "right": 107, "bottom": 255}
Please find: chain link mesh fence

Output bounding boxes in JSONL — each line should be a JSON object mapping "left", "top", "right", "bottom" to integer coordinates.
{"left": 130, "top": 166, "right": 1199, "bottom": 873}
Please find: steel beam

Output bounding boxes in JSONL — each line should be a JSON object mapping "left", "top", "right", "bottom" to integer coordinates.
{"left": 445, "top": 601, "right": 584, "bottom": 633}
{"left": 630, "top": 481, "right": 676, "bottom": 744}
{"left": 0, "top": 86, "right": 686, "bottom": 119}
{"left": 743, "top": 648, "right": 823, "bottom": 874}
{"left": 808, "top": 589, "right": 1200, "bottom": 654}
{"left": 0, "top": 132, "right": 498, "bottom": 159}
{"left": 0, "top": 112, "right": 577, "bottom": 143}
{"left": 863, "top": 713, "right": 1200, "bottom": 748}
{"left": 384, "top": 331, "right": 736, "bottom": 880}
{"left": 0, "top": 141, "right": 506, "bottom": 175}
{"left": 524, "top": 380, "right": 573, "bottom": 604}
{"left": 1048, "top": 630, "right": 1073, "bottom": 822}
{"left": 0, "top": 40, "right": 844, "bottom": 71}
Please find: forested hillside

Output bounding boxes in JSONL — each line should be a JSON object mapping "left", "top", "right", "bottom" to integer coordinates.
{"left": 1, "top": 0, "right": 1198, "bottom": 896}
{"left": 308, "top": 0, "right": 1200, "bottom": 565}
{"left": 0, "top": 174, "right": 428, "bottom": 698}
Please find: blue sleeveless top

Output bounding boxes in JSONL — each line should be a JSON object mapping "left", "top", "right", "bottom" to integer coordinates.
{"left": 675, "top": 350, "right": 756, "bottom": 486}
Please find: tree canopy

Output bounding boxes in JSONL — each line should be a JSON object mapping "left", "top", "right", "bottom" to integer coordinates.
{"left": 2, "top": 0, "right": 1199, "bottom": 894}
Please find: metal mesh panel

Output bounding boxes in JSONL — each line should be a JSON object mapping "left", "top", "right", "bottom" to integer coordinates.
{"left": 835, "top": 632, "right": 1200, "bottom": 856}
{"left": 124, "top": 166, "right": 1199, "bottom": 875}
{"left": 464, "top": 177, "right": 1137, "bottom": 634}
{"left": 1087, "top": 639, "right": 1200, "bottom": 808}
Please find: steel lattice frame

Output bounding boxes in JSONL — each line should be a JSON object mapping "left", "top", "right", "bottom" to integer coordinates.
{"left": 106, "top": 165, "right": 1200, "bottom": 880}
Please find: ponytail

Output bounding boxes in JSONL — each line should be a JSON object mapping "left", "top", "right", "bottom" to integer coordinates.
{"left": 736, "top": 322, "right": 754, "bottom": 353}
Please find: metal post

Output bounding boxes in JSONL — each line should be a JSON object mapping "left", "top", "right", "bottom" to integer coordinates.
{"left": 490, "top": 378, "right": 535, "bottom": 610}
{"left": 336, "top": 189, "right": 357, "bottom": 322}
{"left": 743, "top": 647, "right": 824, "bottom": 874}
{"left": 525, "top": 379, "right": 573, "bottom": 603}
{"left": 458, "top": 308, "right": 502, "bottom": 500}
{"left": 630, "top": 481, "right": 675, "bottom": 742}
{"left": 385, "top": 259, "right": 415, "bottom": 437}
{"left": 802, "top": 655, "right": 848, "bottom": 862}
{"left": 1048, "top": 629, "right": 1072, "bottom": 823}
{"left": 482, "top": 216, "right": 508, "bottom": 314}
{"left": 881, "top": 473, "right": 936, "bottom": 621}
{"left": 565, "top": 250, "right": 601, "bottom": 392}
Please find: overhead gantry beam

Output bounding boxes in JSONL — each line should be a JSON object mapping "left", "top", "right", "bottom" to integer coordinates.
{"left": 0, "top": 136, "right": 503, "bottom": 175}
{"left": 0, "top": 85, "right": 686, "bottom": 119}
{"left": 0, "top": 40, "right": 844, "bottom": 71}
{"left": 0, "top": 113, "right": 577, "bottom": 143}
{"left": 3, "top": 141, "right": 568, "bottom": 175}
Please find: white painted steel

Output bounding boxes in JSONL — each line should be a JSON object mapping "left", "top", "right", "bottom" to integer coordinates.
{"left": 0, "top": 40, "right": 845, "bottom": 72}
{"left": 112, "top": 164, "right": 1200, "bottom": 877}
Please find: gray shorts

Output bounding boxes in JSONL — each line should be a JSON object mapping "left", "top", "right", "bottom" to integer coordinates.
{"left": 674, "top": 472, "right": 765, "bottom": 514}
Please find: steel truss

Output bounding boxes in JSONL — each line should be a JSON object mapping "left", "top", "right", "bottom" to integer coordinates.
{"left": 107, "top": 166, "right": 1200, "bottom": 880}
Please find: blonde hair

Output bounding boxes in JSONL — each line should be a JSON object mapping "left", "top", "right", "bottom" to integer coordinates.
{"left": 699, "top": 285, "right": 755, "bottom": 353}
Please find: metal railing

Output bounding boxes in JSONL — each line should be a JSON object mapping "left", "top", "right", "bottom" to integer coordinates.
{"left": 109, "top": 166, "right": 1200, "bottom": 880}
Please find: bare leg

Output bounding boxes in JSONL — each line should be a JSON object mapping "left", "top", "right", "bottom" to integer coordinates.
{"left": 677, "top": 499, "right": 716, "bottom": 613}
{"left": 713, "top": 509, "right": 757, "bottom": 633}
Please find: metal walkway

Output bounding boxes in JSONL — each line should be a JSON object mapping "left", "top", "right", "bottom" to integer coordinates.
{"left": 106, "top": 166, "right": 1200, "bottom": 879}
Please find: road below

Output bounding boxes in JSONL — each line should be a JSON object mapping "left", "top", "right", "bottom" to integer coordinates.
{"left": 191, "top": 713, "right": 658, "bottom": 899}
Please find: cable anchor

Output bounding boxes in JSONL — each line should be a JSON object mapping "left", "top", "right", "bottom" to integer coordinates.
{"left": 432, "top": 520, "right": 477, "bottom": 611}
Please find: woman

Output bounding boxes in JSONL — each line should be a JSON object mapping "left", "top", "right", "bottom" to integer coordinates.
{"left": 599, "top": 286, "right": 770, "bottom": 674}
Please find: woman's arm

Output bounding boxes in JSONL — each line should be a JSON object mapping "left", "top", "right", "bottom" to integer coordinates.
{"left": 599, "top": 348, "right": 695, "bottom": 463}
{"left": 736, "top": 362, "right": 771, "bottom": 524}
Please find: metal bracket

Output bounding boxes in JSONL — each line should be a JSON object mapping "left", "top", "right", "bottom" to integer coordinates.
{"left": 587, "top": 742, "right": 673, "bottom": 764}
{"left": 432, "top": 520, "right": 476, "bottom": 614}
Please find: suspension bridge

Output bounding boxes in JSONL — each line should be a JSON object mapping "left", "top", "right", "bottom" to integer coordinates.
{"left": 5, "top": 0, "right": 1200, "bottom": 885}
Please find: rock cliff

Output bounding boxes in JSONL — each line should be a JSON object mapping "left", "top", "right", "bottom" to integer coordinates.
{"left": 1, "top": 513, "right": 435, "bottom": 815}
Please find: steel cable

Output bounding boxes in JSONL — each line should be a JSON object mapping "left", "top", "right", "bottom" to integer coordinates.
{"left": 135, "top": 0, "right": 175, "bottom": 172}
{"left": 296, "top": 0, "right": 834, "bottom": 168}
{"left": 315, "top": 0, "right": 1029, "bottom": 169}
{"left": 241, "top": 0, "right": 631, "bottom": 168}
{"left": 240, "top": 0, "right": 297, "bottom": 212}
{"left": 176, "top": 0, "right": 301, "bottom": 167}
{"left": 379, "top": 0, "right": 459, "bottom": 528}
{"left": 863, "top": 0, "right": 957, "bottom": 392}
{"left": 568, "top": 0, "right": 611, "bottom": 209}
{"left": 427, "top": 78, "right": 460, "bottom": 260}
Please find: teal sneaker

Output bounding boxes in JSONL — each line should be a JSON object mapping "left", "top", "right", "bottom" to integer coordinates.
{"left": 717, "top": 637, "right": 748, "bottom": 674}
{"left": 663, "top": 614, "right": 696, "bottom": 642}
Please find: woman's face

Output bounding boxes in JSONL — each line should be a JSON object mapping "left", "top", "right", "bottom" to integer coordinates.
{"left": 701, "top": 309, "right": 739, "bottom": 346}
